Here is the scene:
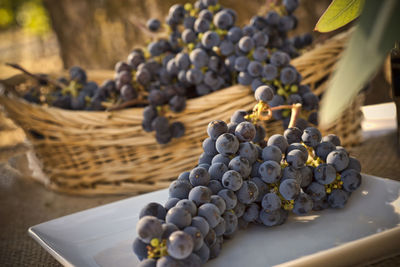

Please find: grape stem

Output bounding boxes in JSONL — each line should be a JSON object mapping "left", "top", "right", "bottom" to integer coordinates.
{"left": 5, "top": 62, "right": 62, "bottom": 88}
{"left": 107, "top": 97, "right": 149, "bottom": 111}
{"left": 288, "top": 103, "right": 302, "bottom": 128}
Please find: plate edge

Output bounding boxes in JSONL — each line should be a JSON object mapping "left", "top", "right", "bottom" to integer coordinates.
{"left": 28, "top": 227, "right": 75, "bottom": 267}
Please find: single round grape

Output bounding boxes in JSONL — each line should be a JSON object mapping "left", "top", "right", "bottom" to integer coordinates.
{"left": 326, "top": 150, "right": 349, "bottom": 172}
{"left": 204, "top": 228, "right": 217, "bottom": 247}
{"left": 237, "top": 71, "right": 253, "bottom": 85}
{"left": 267, "top": 134, "right": 289, "bottom": 154}
{"left": 213, "top": 218, "right": 226, "bottom": 237}
{"left": 207, "top": 120, "right": 228, "bottom": 140}
{"left": 186, "top": 68, "right": 204, "bottom": 85}
{"left": 299, "top": 166, "right": 313, "bottom": 188}
{"left": 132, "top": 237, "right": 148, "bottom": 260}
{"left": 270, "top": 51, "right": 290, "bottom": 67}
{"left": 169, "top": 180, "right": 192, "bottom": 199}
{"left": 201, "top": 31, "right": 220, "bottom": 49}
{"left": 227, "top": 26, "right": 243, "bottom": 43}
{"left": 211, "top": 154, "right": 231, "bottom": 166}
{"left": 314, "top": 163, "right": 337, "bottom": 185}
{"left": 235, "top": 121, "right": 256, "bottom": 142}
{"left": 302, "top": 92, "right": 319, "bottom": 111}
{"left": 176, "top": 199, "right": 197, "bottom": 217}
{"left": 189, "top": 167, "right": 210, "bottom": 187}
{"left": 191, "top": 216, "right": 209, "bottom": 238}
{"left": 301, "top": 127, "right": 322, "bottom": 148}
{"left": 213, "top": 10, "right": 233, "bottom": 30}
{"left": 190, "top": 48, "right": 209, "bottom": 68}
{"left": 238, "top": 142, "right": 258, "bottom": 164}
{"left": 167, "top": 231, "right": 194, "bottom": 260}
{"left": 253, "top": 124, "right": 266, "bottom": 144}
{"left": 254, "top": 85, "right": 274, "bottom": 103}
{"left": 139, "top": 202, "right": 166, "bottom": 220}
{"left": 346, "top": 157, "right": 362, "bottom": 172}
{"left": 208, "top": 162, "right": 228, "bottom": 181}
{"left": 210, "top": 195, "right": 226, "bottom": 214}
{"left": 166, "top": 206, "right": 192, "bottom": 229}
{"left": 242, "top": 25, "right": 256, "bottom": 36}
{"left": 247, "top": 61, "right": 263, "bottom": 77}
{"left": 230, "top": 110, "right": 247, "bottom": 123}
{"left": 286, "top": 149, "right": 307, "bottom": 169}
{"left": 218, "top": 189, "right": 237, "bottom": 210}
{"left": 170, "top": 122, "right": 185, "bottom": 138}
{"left": 253, "top": 46, "right": 269, "bottom": 62}
{"left": 306, "top": 182, "right": 326, "bottom": 201}
{"left": 182, "top": 28, "right": 196, "bottom": 43}
{"left": 194, "top": 243, "right": 210, "bottom": 264}
{"left": 312, "top": 198, "right": 329, "bottom": 211}
{"left": 194, "top": 17, "right": 210, "bottom": 33}
{"left": 238, "top": 36, "right": 254, "bottom": 53}
{"left": 232, "top": 201, "right": 245, "bottom": 218}
{"left": 188, "top": 186, "right": 212, "bottom": 206}
{"left": 196, "top": 83, "right": 211, "bottom": 96}
{"left": 161, "top": 223, "right": 179, "bottom": 240}
{"left": 207, "top": 180, "right": 223, "bottom": 195}
{"left": 322, "top": 134, "right": 341, "bottom": 146}
{"left": 164, "top": 198, "right": 180, "bottom": 211}
{"left": 279, "top": 178, "right": 300, "bottom": 200}
{"left": 243, "top": 203, "right": 260, "bottom": 222}
{"left": 293, "top": 192, "right": 313, "bottom": 215}
{"left": 250, "top": 177, "right": 268, "bottom": 202}
{"left": 341, "top": 169, "right": 362, "bottom": 192}
{"left": 234, "top": 56, "right": 249, "bottom": 72}
{"left": 253, "top": 31, "right": 269, "bottom": 46}
{"left": 222, "top": 210, "right": 238, "bottom": 235}
{"left": 237, "top": 181, "right": 258, "bottom": 204}
{"left": 284, "top": 127, "right": 302, "bottom": 144}
{"left": 228, "top": 156, "right": 251, "bottom": 178}
{"left": 262, "top": 192, "right": 282, "bottom": 212}
{"left": 328, "top": 189, "right": 349, "bottom": 208}
{"left": 262, "top": 64, "right": 278, "bottom": 80}
{"left": 259, "top": 209, "right": 281, "bottom": 227}
{"left": 69, "top": 66, "right": 87, "bottom": 84}
{"left": 258, "top": 160, "right": 281, "bottom": 183}
{"left": 136, "top": 216, "right": 163, "bottom": 243}
{"left": 221, "top": 170, "right": 243, "bottom": 191}
{"left": 219, "top": 39, "right": 235, "bottom": 56}
{"left": 286, "top": 143, "right": 308, "bottom": 160}
{"left": 216, "top": 133, "right": 239, "bottom": 156}
{"left": 280, "top": 67, "right": 297, "bottom": 85}
{"left": 183, "top": 226, "right": 204, "bottom": 251}
{"left": 198, "top": 203, "right": 221, "bottom": 228}
{"left": 261, "top": 145, "right": 282, "bottom": 163}
{"left": 315, "top": 141, "right": 336, "bottom": 161}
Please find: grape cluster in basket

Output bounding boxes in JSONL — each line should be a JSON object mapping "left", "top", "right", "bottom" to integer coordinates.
{"left": 132, "top": 85, "right": 362, "bottom": 266}
{"left": 18, "top": 0, "right": 318, "bottom": 144}
{"left": 111, "top": 0, "right": 317, "bottom": 144}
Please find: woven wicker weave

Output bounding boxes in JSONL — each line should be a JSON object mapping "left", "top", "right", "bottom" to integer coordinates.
{"left": 0, "top": 30, "right": 363, "bottom": 195}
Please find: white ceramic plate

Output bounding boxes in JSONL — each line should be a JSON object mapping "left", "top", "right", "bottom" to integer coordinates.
{"left": 29, "top": 174, "right": 400, "bottom": 267}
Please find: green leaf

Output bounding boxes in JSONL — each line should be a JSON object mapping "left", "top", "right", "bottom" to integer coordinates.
{"left": 315, "top": 0, "right": 365, "bottom": 32}
{"left": 319, "top": 0, "right": 400, "bottom": 127}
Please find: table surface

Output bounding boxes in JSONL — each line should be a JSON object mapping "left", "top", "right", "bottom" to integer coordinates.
{"left": 1, "top": 103, "right": 400, "bottom": 267}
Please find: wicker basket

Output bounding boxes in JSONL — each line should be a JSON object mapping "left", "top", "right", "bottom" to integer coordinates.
{"left": 0, "top": 30, "right": 363, "bottom": 195}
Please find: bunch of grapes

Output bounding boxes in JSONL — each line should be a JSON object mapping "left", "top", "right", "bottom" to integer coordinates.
{"left": 19, "top": 0, "right": 317, "bottom": 144}
{"left": 132, "top": 84, "right": 362, "bottom": 266}
{"left": 107, "top": 0, "right": 317, "bottom": 144}
{"left": 21, "top": 66, "right": 124, "bottom": 111}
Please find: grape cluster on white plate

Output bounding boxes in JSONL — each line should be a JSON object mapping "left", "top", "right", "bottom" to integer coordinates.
{"left": 133, "top": 85, "right": 362, "bottom": 266}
